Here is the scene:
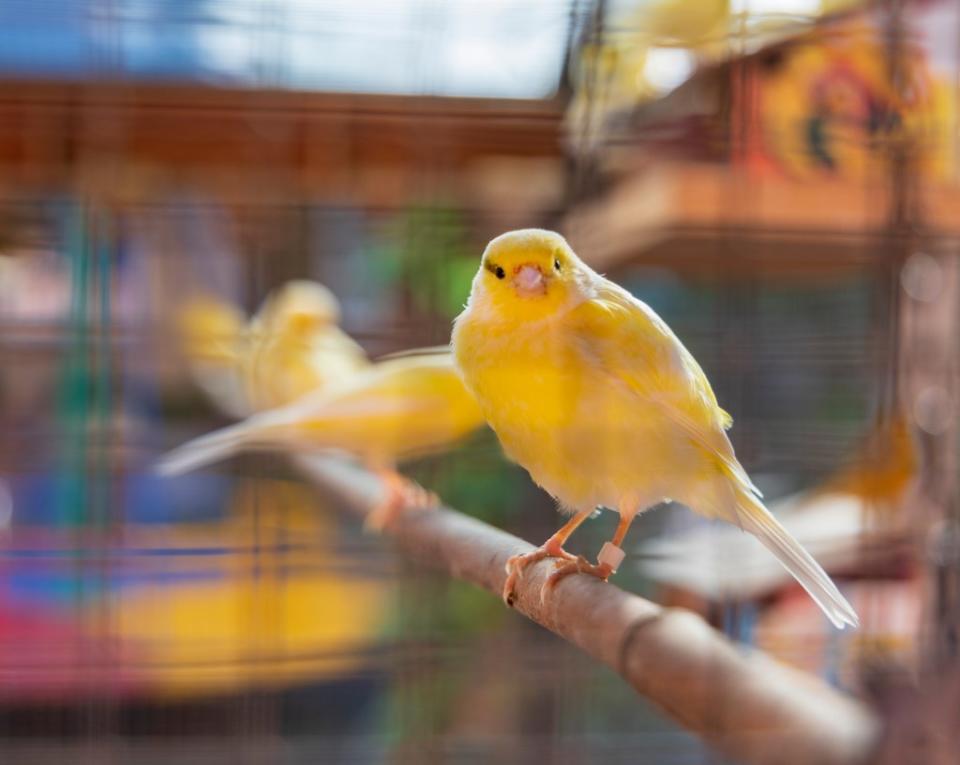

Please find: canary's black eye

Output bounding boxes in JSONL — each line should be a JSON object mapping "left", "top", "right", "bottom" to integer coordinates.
{"left": 554, "top": 258, "right": 561, "bottom": 271}
{"left": 484, "top": 259, "right": 506, "bottom": 280}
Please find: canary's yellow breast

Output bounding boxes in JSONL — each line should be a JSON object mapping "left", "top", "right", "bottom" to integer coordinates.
{"left": 453, "top": 313, "right": 702, "bottom": 514}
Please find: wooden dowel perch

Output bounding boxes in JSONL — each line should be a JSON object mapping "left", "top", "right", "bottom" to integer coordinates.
{"left": 296, "top": 455, "right": 881, "bottom": 765}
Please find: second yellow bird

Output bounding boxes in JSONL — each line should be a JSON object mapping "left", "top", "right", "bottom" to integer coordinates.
{"left": 243, "top": 280, "right": 369, "bottom": 411}
{"left": 157, "top": 351, "right": 485, "bottom": 529}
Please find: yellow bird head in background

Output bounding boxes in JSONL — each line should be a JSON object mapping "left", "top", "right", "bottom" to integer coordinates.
{"left": 253, "top": 279, "right": 342, "bottom": 337}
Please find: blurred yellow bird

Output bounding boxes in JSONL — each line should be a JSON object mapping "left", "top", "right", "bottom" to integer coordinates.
{"left": 823, "top": 413, "right": 916, "bottom": 512}
{"left": 244, "top": 280, "right": 370, "bottom": 411}
{"left": 157, "top": 351, "right": 486, "bottom": 529}
{"left": 177, "top": 281, "right": 369, "bottom": 417}
{"left": 452, "top": 229, "right": 858, "bottom": 629}
{"left": 177, "top": 296, "right": 250, "bottom": 418}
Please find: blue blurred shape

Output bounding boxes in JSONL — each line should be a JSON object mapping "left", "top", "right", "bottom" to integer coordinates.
{"left": 0, "top": 0, "right": 567, "bottom": 97}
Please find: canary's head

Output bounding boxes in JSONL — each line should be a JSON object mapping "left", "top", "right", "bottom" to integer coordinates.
{"left": 467, "top": 229, "right": 589, "bottom": 322}
{"left": 258, "top": 280, "right": 341, "bottom": 335}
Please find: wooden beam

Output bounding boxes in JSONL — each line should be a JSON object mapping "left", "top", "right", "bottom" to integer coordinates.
{"left": 0, "top": 79, "right": 565, "bottom": 203}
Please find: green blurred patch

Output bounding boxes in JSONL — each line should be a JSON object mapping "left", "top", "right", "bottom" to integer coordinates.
{"left": 366, "top": 204, "right": 478, "bottom": 319}
{"left": 405, "top": 429, "right": 529, "bottom": 530}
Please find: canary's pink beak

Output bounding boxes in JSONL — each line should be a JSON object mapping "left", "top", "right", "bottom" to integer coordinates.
{"left": 514, "top": 264, "right": 546, "bottom": 295}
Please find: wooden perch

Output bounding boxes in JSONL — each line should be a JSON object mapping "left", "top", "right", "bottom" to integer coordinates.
{"left": 296, "top": 455, "right": 880, "bottom": 765}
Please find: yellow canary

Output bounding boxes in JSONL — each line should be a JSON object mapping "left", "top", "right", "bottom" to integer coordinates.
{"left": 157, "top": 351, "right": 486, "bottom": 529}
{"left": 243, "top": 280, "right": 369, "bottom": 411}
{"left": 177, "top": 296, "right": 250, "bottom": 418}
{"left": 452, "top": 230, "right": 858, "bottom": 629}
{"left": 823, "top": 413, "right": 916, "bottom": 512}
{"left": 639, "top": 0, "right": 729, "bottom": 47}
{"left": 638, "top": 415, "right": 917, "bottom": 608}
{"left": 176, "top": 282, "right": 369, "bottom": 417}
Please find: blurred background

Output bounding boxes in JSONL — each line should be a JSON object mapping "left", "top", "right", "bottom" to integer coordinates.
{"left": 0, "top": 0, "right": 957, "bottom": 762}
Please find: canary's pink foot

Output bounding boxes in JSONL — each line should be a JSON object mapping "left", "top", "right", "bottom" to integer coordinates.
{"left": 365, "top": 470, "right": 437, "bottom": 533}
{"left": 502, "top": 538, "right": 577, "bottom": 607}
{"left": 542, "top": 543, "right": 625, "bottom": 603}
{"left": 542, "top": 557, "right": 613, "bottom": 601}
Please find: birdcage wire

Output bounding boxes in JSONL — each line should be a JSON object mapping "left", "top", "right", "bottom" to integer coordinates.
{"left": 2, "top": 1, "right": 959, "bottom": 762}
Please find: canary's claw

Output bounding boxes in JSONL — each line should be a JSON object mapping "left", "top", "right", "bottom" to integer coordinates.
{"left": 502, "top": 542, "right": 576, "bottom": 607}
{"left": 365, "top": 470, "right": 437, "bottom": 533}
{"left": 542, "top": 556, "right": 614, "bottom": 603}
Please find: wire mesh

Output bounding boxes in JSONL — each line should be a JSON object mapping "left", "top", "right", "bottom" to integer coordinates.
{"left": 1, "top": 0, "right": 958, "bottom": 763}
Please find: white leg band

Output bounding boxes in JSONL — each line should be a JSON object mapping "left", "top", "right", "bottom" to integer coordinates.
{"left": 598, "top": 542, "right": 626, "bottom": 572}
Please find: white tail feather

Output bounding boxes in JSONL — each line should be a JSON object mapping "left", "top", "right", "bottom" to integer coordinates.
{"left": 155, "top": 421, "right": 263, "bottom": 476}
{"left": 737, "top": 493, "right": 859, "bottom": 629}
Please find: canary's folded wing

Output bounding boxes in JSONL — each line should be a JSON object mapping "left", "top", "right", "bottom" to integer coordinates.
{"left": 570, "top": 285, "right": 761, "bottom": 502}
{"left": 571, "top": 286, "right": 858, "bottom": 629}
